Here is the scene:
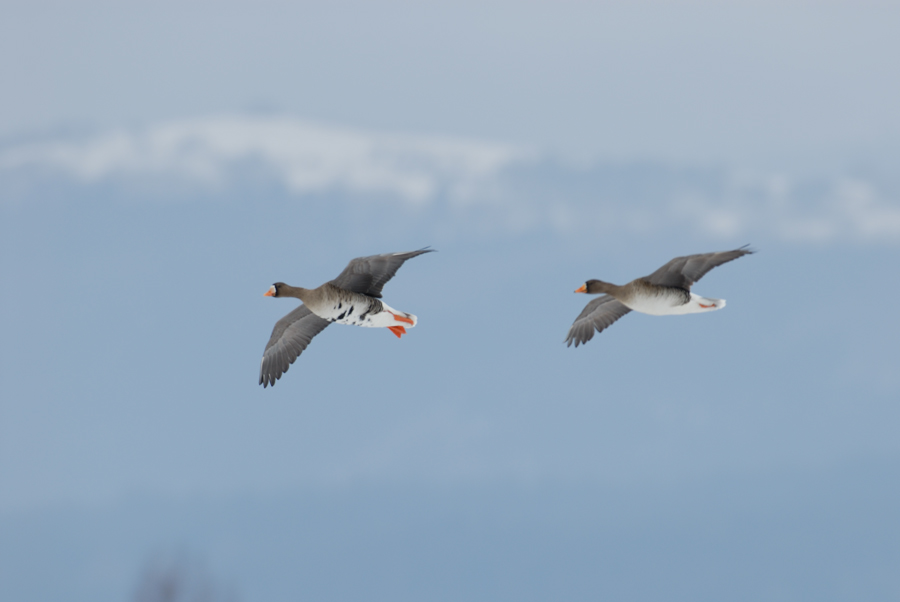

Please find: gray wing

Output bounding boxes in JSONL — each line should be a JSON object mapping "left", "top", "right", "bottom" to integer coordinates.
{"left": 565, "top": 295, "right": 633, "bottom": 347}
{"left": 330, "top": 248, "right": 434, "bottom": 298}
{"left": 259, "top": 305, "right": 331, "bottom": 387}
{"left": 646, "top": 245, "right": 753, "bottom": 290}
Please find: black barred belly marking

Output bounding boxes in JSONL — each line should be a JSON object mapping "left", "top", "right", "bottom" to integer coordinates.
{"left": 330, "top": 298, "right": 380, "bottom": 326}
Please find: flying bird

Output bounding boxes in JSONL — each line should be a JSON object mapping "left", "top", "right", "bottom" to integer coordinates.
{"left": 259, "top": 248, "right": 434, "bottom": 387}
{"left": 566, "top": 246, "right": 754, "bottom": 347}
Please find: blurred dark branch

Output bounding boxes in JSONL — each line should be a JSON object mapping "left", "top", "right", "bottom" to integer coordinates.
{"left": 133, "top": 553, "right": 238, "bottom": 602}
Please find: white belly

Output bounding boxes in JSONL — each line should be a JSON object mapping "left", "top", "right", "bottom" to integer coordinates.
{"left": 316, "top": 299, "right": 417, "bottom": 328}
{"left": 623, "top": 293, "right": 725, "bottom": 316}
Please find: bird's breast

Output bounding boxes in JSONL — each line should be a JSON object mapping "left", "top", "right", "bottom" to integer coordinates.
{"left": 620, "top": 287, "right": 691, "bottom": 316}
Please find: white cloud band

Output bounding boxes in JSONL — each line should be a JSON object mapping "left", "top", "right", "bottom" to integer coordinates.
{"left": 3, "top": 114, "right": 900, "bottom": 244}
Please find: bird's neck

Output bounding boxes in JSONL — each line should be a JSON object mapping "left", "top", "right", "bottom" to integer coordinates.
{"left": 587, "top": 280, "right": 622, "bottom": 295}
{"left": 280, "top": 285, "right": 311, "bottom": 300}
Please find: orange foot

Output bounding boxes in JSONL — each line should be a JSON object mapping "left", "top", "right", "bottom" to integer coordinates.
{"left": 388, "top": 325, "right": 407, "bottom": 338}
{"left": 392, "top": 313, "right": 414, "bottom": 325}
{"left": 699, "top": 303, "right": 716, "bottom": 308}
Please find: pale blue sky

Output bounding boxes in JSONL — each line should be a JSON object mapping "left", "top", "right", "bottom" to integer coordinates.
{"left": 2, "top": 2, "right": 900, "bottom": 601}
{"left": 4, "top": 1, "right": 900, "bottom": 169}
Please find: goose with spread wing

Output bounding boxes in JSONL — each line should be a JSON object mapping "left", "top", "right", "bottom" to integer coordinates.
{"left": 259, "top": 249, "right": 434, "bottom": 387}
{"left": 566, "top": 246, "right": 754, "bottom": 347}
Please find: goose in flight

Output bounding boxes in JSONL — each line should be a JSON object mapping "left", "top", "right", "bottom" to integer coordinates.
{"left": 566, "top": 246, "right": 753, "bottom": 347}
{"left": 259, "top": 249, "right": 434, "bottom": 387}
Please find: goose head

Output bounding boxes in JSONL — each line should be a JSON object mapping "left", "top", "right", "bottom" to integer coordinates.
{"left": 264, "top": 283, "right": 287, "bottom": 297}
{"left": 575, "top": 279, "right": 613, "bottom": 294}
